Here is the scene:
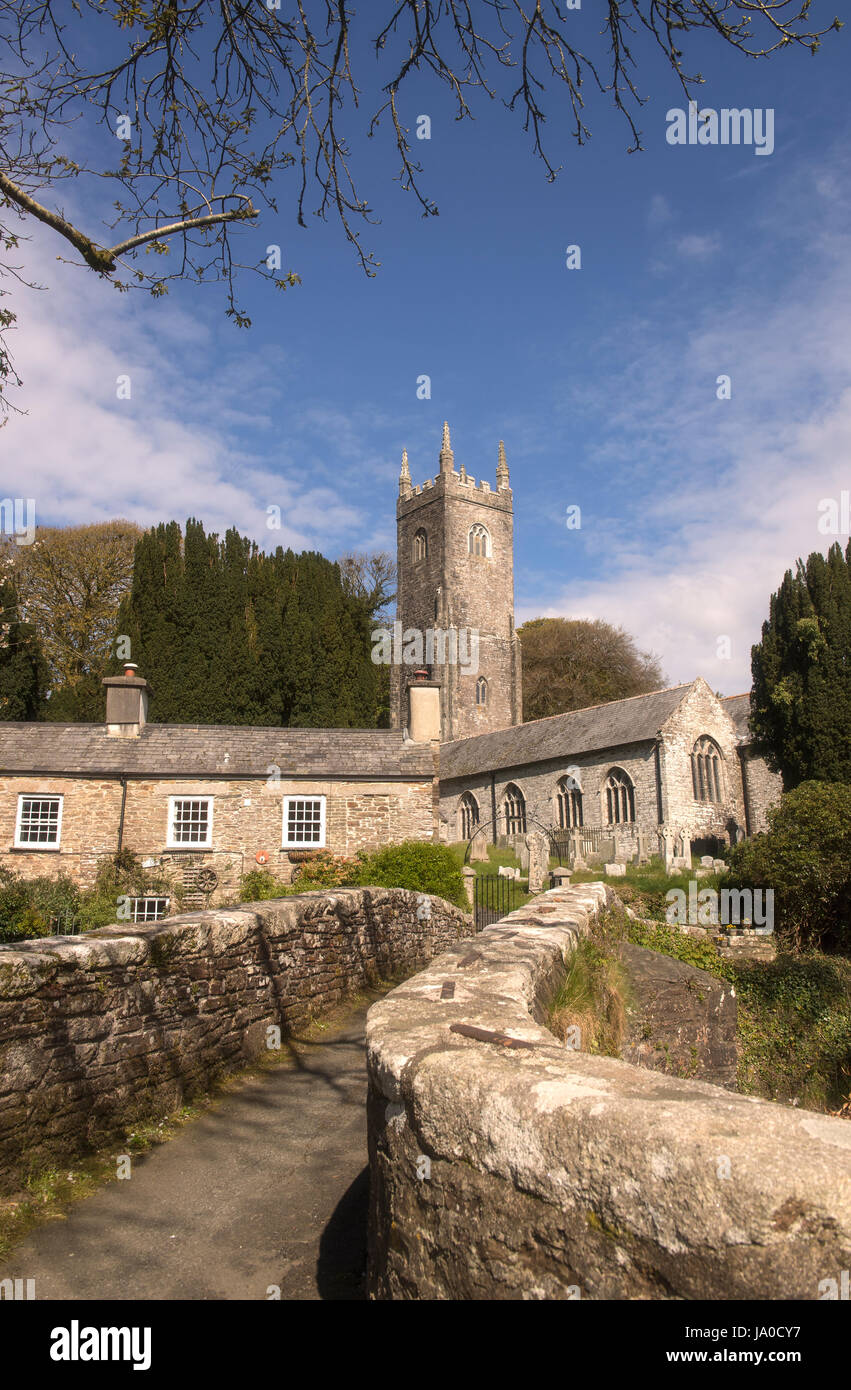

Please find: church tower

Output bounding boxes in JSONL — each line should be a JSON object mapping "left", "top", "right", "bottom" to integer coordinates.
{"left": 390, "top": 423, "right": 523, "bottom": 742}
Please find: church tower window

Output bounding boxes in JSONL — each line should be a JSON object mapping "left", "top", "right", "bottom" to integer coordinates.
{"left": 475, "top": 676, "right": 488, "bottom": 706}
{"left": 468, "top": 523, "right": 491, "bottom": 558}
{"left": 413, "top": 528, "right": 428, "bottom": 562}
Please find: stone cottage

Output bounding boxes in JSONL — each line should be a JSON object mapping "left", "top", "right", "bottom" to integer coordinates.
{"left": 0, "top": 664, "right": 437, "bottom": 913}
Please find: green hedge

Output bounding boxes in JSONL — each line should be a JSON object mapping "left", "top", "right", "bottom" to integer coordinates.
{"left": 349, "top": 841, "right": 468, "bottom": 910}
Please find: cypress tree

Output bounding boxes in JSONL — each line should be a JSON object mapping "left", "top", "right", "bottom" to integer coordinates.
{"left": 118, "top": 523, "right": 384, "bottom": 727}
{"left": 751, "top": 540, "right": 851, "bottom": 786}
{"left": 0, "top": 574, "right": 47, "bottom": 719}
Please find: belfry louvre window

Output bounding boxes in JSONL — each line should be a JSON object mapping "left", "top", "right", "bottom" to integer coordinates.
{"left": 605, "top": 769, "right": 635, "bottom": 825}
{"left": 503, "top": 783, "right": 526, "bottom": 835}
{"left": 168, "top": 797, "right": 213, "bottom": 847}
{"left": 459, "top": 792, "right": 479, "bottom": 841}
{"left": 130, "top": 897, "right": 170, "bottom": 923}
{"left": 475, "top": 676, "right": 488, "bottom": 705}
{"left": 15, "top": 795, "right": 63, "bottom": 848}
{"left": 692, "top": 737, "right": 724, "bottom": 802}
{"left": 556, "top": 776, "right": 583, "bottom": 829}
{"left": 468, "top": 523, "right": 491, "bottom": 558}
{"left": 283, "top": 796, "right": 326, "bottom": 848}
{"left": 413, "top": 528, "right": 428, "bottom": 562}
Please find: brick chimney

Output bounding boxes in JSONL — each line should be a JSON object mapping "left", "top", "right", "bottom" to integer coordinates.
{"left": 407, "top": 667, "right": 441, "bottom": 742}
{"left": 102, "top": 663, "right": 151, "bottom": 737}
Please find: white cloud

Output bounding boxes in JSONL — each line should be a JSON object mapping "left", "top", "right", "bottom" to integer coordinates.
{"left": 0, "top": 235, "right": 370, "bottom": 553}
{"left": 673, "top": 233, "right": 721, "bottom": 260}
{"left": 522, "top": 148, "right": 851, "bottom": 694}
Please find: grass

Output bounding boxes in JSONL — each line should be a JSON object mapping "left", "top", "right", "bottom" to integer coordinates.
{"left": 548, "top": 930, "right": 632, "bottom": 1057}
{"left": 570, "top": 896, "right": 851, "bottom": 1116}
{"left": 447, "top": 841, "right": 536, "bottom": 910}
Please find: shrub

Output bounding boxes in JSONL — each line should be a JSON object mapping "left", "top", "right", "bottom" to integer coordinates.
{"left": 350, "top": 841, "right": 467, "bottom": 910}
{"left": 0, "top": 867, "right": 81, "bottom": 941}
{"left": 290, "top": 852, "right": 355, "bottom": 891}
{"left": 725, "top": 781, "right": 851, "bottom": 951}
{"left": 238, "top": 868, "right": 291, "bottom": 902}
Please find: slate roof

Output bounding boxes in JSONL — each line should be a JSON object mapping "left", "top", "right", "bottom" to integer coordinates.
{"left": 440, "top": 682, "right": 696, "bottom": 781}
{"left": 722, "top": 693, "right": 751, "bottom": 740}
{"left": 0, "top": 723, "right": 434, "bottom": 780}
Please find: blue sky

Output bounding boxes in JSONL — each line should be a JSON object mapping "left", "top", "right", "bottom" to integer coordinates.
{"left": 3, "top": 2, "right": 850, "bottom": 693}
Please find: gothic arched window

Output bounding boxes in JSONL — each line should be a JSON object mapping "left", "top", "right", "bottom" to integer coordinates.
{"left": 691, "top": 736, "right": 724, "bottom": 802}
{"left": 468, "top": 523, "right": 491, "bottom": 558}
{"left": 475, "top": 676, "right": 488, "bottom": 706}
{"left": 503, "top": 783, "right": 527, "bottom": 835}
{"left": 604, "top": 768, "right": 635, "bottom": 825}
{"left": 556, "top": 776, "right": 583, "bottom": 829}
{"left": 413, "top": 528, "right": 428, "bottom": 562}
{"left": 459, "top": 792, "right": 479, "bottom": 841}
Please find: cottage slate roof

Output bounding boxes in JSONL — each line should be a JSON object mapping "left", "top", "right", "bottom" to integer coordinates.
{"left": 0, "top": 723, "right": 434, "bottom": 780}
{"left": 440, "top": 682, "right": 696, "bottom": 781}
{"left": 722, "top": 693, "right": 752, "bottom": 740}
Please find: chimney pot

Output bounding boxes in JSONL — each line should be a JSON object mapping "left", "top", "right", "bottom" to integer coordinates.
{"left": 102, "top": 665, "right": 151, "bottom": 737}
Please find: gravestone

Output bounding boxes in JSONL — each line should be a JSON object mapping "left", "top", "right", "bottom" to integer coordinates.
{"left": 605, "top": 862, "right": 627, "bottom": 877}
{"left": 526, "top": 831, "right": 549, "bottom": 894}
{"left": 469, "top": 834, "right": 489, "bottom": 862}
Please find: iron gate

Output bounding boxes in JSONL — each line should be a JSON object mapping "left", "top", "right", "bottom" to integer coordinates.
{"left": 473, "top": 874, "right": 523, "bottom": 930}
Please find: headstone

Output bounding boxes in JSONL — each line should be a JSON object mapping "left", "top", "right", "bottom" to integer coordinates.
{"left": 604, "top": 862, "right": 626, "bottom": 877}
{"left": 713, "top": 859, "right": 727, "bottom": 873}
{"left": 552, "top": 867, "right": 572, "bottom": 888}
{"left": 700, "top": 855, "right": 714, "bottom": 868}
{"left": 525, "top": 831, "right": 549, "bottom": 894}
{"left": 469, "top": 834, "right": 489, "bottom": 862}
{"left": 518, "top": 840, "right": 530, "bottom": 872}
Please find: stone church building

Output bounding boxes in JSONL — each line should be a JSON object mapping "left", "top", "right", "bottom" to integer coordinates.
{"left": 392, "top": 425, "right": 782, "bottom": 862}
{"left": 0, "top": 422, "right": 781, "bottom": 914}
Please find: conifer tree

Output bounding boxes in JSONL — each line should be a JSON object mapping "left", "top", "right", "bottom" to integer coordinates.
{"left": 750, "top": 541, "right": 851, "bottom": 787}
{"left": 0, "top": 572, "right": 47, "bottom": 719}
{"left": 118, "top": 522, "right": 381, "bottom": 727}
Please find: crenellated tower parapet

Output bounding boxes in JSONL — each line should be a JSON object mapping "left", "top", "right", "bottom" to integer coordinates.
{"left": 391, "top": 423, "right": 522, "bottom": 742}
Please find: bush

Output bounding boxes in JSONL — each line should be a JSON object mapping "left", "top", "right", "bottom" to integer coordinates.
{"left": 238, "top": 868, "right": 291, "bottom": 901}
{"left": 733, "top": 954, "right": 851, "bottom": 1111}
{"left": 0, "top": 852, "right": 182, "bottom": 942}
{"left": 725, "top": 781, "right": 851, "bottom": 952}
{"left": 349, "top": 841, "right": 468, "bottom": 910}
{"left": 0, "top": 866, "right": 81, "bottom": 942}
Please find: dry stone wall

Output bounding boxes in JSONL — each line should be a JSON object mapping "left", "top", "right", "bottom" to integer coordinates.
{"left": 366, "top": 883, "right": 851, "bottom": 1300}
{"left": 0, "top": 888, "right": 473, "bottom": 1194}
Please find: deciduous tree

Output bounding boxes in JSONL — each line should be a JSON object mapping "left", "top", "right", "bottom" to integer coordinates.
{"left": 518, "top": 616, "right": 665, "bottom": 721}
{"left": 11, "top": 520, "right": 141, "bottom": 719}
